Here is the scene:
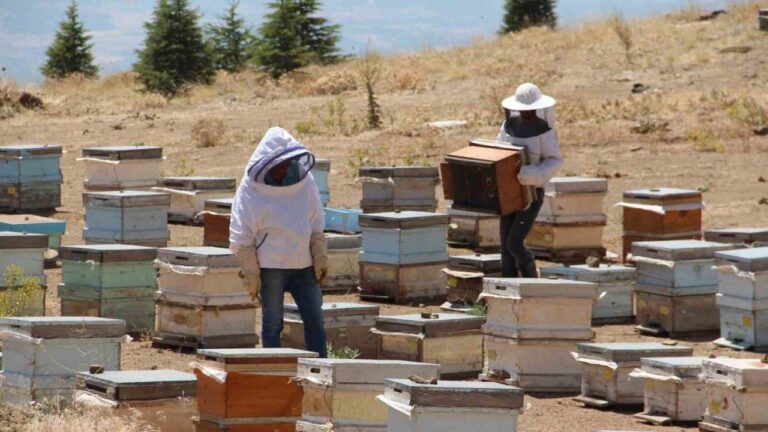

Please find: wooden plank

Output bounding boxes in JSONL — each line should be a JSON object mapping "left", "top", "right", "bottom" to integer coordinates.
{"left": 439, "top": 162, "right": 454, "bottom": 200}
{"left": 386, "top": 379, "right": 523, "bottom": 409}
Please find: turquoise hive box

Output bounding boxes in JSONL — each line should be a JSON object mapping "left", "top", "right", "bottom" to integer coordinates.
{"left": 0, "top": 145, "right": 62, "bottom": 212}
{"left": 311, "top": 159, "right": 330, "bottom": 206}
{"left": 0, "top": 215, "right": 66, "bottom": 250}
{"left": 324, "top": 208, "right": 362, "bottom": 234}
{"left": 359, "top": 211, "right": 449, "bottom": 265}
{"left": 83, "top": 190, "right": 171, "bottom": 247}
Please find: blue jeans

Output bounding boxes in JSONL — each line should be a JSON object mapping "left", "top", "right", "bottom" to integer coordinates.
{"left": 500, "top": 187, "right": 545, "bottom": 278}
{"left": 260, "top": 267, "right": 327, "bottom": 358}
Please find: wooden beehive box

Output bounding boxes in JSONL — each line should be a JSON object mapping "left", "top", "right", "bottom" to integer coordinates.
{"left": 0, "top": 317, "right": 126, "bottom": 405}
{"left": 312, "top": 159, "right": 331, "bottom": 206}
{"left": 325, "top": 207, "right": 362, "bottom": 234}
{"left": 0, "top": 231, "right": 47, "bottom": 315}
{"left": 538, "top": 177, "right": 608, "bottom": 224}
{"left": 700, "top": 357, "right": 768, "bottom": 432}
{"left": 202, "top": 197, "right": 233, "bottom": 248}
{"left": 632, "top": 240, "right": 737, "bottom": 289}
{"left": 621, "top": 188, "right": 703, "bottom": 235}
{"left": 443, "top": 254, "right": 501, "bottom": 310}
{"left": 540, "top": 264, "right": 636, "bottom": 323}
{"left": 573, "top": 342, "right": 693, "bottom": 408}
{"left": 0, "top": 215, "right": 66, "bottom": 250}
{"left": 59, "top": 244, "right": 157, "bottom": 333}
{"left": 527, "top": 222, "right": 606, "bottom": 263}
{"left": 446, "top": 207, "right": 500, "bottom": 250}
{"left": 373, "top": 313, "right": 484, "bottom": 377}
{"left": 156, "top": 247, "right": 242, "bottom": 299}
{"left": 324, "top": 233, "right": 361, "bottom": 292}
{"left": 153, "top": 177, "right": 236, "bottom": 224}
{"left": 75, "top": 370, "right": 196, "bottom": 432}
{"left": 622, "top": 231, "right": 702, "bottom": 263}
{"left": 706, "top": 228, "right": 768, "bottom": 246}
{"left": 359, "top": 211, "right": 449, "bottom": 265}
{"left": 282, "top": 302, "right": 379, "bottom": 358}
{"left": 296, "top": 358, "right": 440, "bottom": 430}
{"left": 359, "top": 260, "right": 447, "bottom": 303}
{"left": 83, "top": 191, "right": 171, "bottom": 247}
{"left": 0, "top": 144, "right": 62, "bottom": 212}
{"left": 80, "top": 146, "right": 163, "bottom": 191}
{"left": 635, "top": 284, "right": 719, "bottom": 336}
{"left": 359, "top": 166, "right": 439, "bottom": 213}
{"left": 441, "top": 139, "right": 531, "bottom": 215}
{"left": 192, "top": 348, "right": 317, "bottom": 430}
{"left": 760, "top": 8, "right": 768, "bottom": 31}
{"left": 631, "top": 356, "right": 708, "bottom": 425}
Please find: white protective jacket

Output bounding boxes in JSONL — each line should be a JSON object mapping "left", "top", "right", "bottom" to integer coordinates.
{"left": 496, "top": 122, "right": 563, "bottom": 187}
{"left": 229, "top": 127, "right": 325, "bottom": 269}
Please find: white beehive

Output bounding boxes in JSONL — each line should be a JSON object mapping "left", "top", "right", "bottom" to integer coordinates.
{"left": 631, "top": 357, "right": 708, "bottom": 425}
{"left": 537, "top": 177, "right": 608, "bottom": 224}
{"left": 80, "top": 146, "right": 163, "bottom": 191}
{"left": 446, "top": 206, "right": 501, "bottom": 250}
{"left": 153, "top": 176, "right": 236, "bottom": 223}
{"left": 700, "top": 357, "right": 768, "bottom": 431}
{"left": 631, "top": 240, "right": 737, "bottom": 289}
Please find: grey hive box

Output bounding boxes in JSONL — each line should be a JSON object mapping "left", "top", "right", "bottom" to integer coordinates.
{"left": 359, "top": 166, "right": 439, "bottom": 213}
{"left": 0, "top": 145, "right": 63, "bottom": 213}
{"left": 699, "top": 358, "right": 768, "bottom": 432}
{"left": 83, "top": 191, "right": 171, "bottom": 247}
{"left": 282, "top": 302, "right": 379, "bottom": 358}
{"left": 156, "top": 177, "right": 236, "bottom": 224}
{"left": 706, "top": 228, "right": 768, "bottom": 245}
{"left": 83, "top": 146, "right": 163, "bottom": 160}
{"left": 633, "top": 357, "right": 709, "bottom": 425}
{"left": 443, "top": 253, "right": 502, "bottom": 311}
{"left": 715, "top": 247, "right": 768, "bottom": 273}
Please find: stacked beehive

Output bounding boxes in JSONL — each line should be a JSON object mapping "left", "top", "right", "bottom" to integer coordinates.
{"left": 282, "top": 302, "right": 379, "bottom": 359}
{"left": 202, "top": 197, "right": 233, "bottom": 248}
{"left": 312, "top": 159, "right": 331, "bottom": 206}
{"left": 540, "top": 264, "right": 636, "bottom": 324}
{"left": 442, "top": 253, "right": 502, "bottom": 312}
{"left": 358, "top": 211, "right": 449, "bottom": 303}
{"left": 359, "top": 167, "right": 439, "bottom": 213}
{"left": 79, "top": 146, "right": 163, "bottom": 191}
{"left": 706, "top": 228, "right": 768, "bottom": 246}
{"left": 713, "top": 247, "right": 768, "bottom": 351}
{"left": 75, "top": 370, "right": 197, "bottom": 432}
{"left": 632, "top": 240, "right": 735, "bottom": 336}
{"left": 572, "top": 342, "right": 693, "bottom": 408}
{"left": 83, "top": 191, "right": 171, "bottom": 247}
{"left": 0, "top": 144, "right": 62, "bottom": 213}
{"left": 0, "top": 317, "right": 126, "bottom": 405}
{"left": 631, "top": 356, "right": 709, "bottom": 425}
{"left": 191, "top": 348, "right": 317, "bottom": 432}
{"left": 152, "top": 177, "right": 236, "bottom": 224}
{"left": 446, "top": 206, "right": 500, "bottom": 250}
{"left": 324, "top": 207, "right": 362, "bottom": 234}
{"left": 295, "top": 358, "right": 440, "bottom": 431}
{"left": 619, "top": 188, "right": 704, "bottom": 262}
{"left": 324, "top": 233, "right": 362, "bottom": 292}
{"left": 480, "top": 278, "right": 597, "bottom": 393}
{"left": 699, "top": 357, "right": 768, "bottom": 432}
{"left": 0, "top": 215, "right": 66, "bottom": 253}
{"left": 528, "top": 177, "right": 608, "bottom": 263}
{"left": 153, "top": 247, "right": 258, "bottom": 348}
{"left": 0, "top": 231, "right": 47, "bottom": 315}
{"left": 58, "top": 244, "right": 157, "bottom": 333}
{"left": 373, "top": 313, "right": 484, "bottom": 378}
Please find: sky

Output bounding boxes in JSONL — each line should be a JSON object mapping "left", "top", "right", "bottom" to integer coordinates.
{"left": 0, "top": 0, "right": 745, "bottom": 83}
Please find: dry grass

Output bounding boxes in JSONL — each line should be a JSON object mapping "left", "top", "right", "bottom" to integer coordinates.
{"left": 20, "top": 403, "right": 157, "bottom": 432}
{"left": 191, "top": 118, "right": 227, "bottom": 147}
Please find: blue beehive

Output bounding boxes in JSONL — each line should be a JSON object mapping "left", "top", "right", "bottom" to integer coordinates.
{"left": 0, "top": 145, "right": 62, "bottom": 212}
{"left": 0, "top": 215, "right": 66, "bottom": 250}
{"left": 359, "top": 211, "right": 449, "bottom": 265}
{"left": 311, "top": 159, "right": 330, "bottom": 206}
{"left": 83, "top": 191, "right": 171, "bottom": 247}
{"left": 325, "top": 208, "right": 362, "bottom": 234}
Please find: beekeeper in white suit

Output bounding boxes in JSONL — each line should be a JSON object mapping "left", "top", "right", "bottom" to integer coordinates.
{"left": 230, "top": 127, "right": 328, "bottom": 357}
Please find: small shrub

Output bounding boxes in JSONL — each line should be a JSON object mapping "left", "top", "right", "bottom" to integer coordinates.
{"left": 630, "top": 118, "right": 670, "bottom": 135}
{"left": 302, "top": 70, "right": 357, "bottom": 96}
{"left": 467, "top": 303, "right": 488, "bottom": 317}
{"left": 357, "top": 46, "right": 383, "bottom": 130}
{"left": 726, "top": 97, "right": 768, "bottom": 129}
{"left": 1, "top": 265, "right": 44, "bottom": 317}
{"left": 298, "top": 96, "right": 363, "bottom": 137}
{"left": 327, "top": 344, "right": 360, "bottom": 359}
{"left": 390, "top": 70, "right": 427, "bottom": 92}
{"left": 173, "top": 156, "right": 196, "bottom": 176}
{"left": 191, "top": 118, "right": 226, "bottom": 147}
{"left": 346, "top": 146, "right": 383, "bottom": 172}
{"left": 609, "top": 12, "right": 633, "bottom": 64}
{"left": 688, "top": 129, "right": 724, "bottom": 153}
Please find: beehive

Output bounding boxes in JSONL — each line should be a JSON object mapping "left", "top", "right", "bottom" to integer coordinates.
{"left": 0, "top": 215, "right": 66, "bottom": 251}
{"left": 537, "top": 177, "right": 608, "bottom": 224}
{"left": 373, "top": 313, "right": 484, "bottom": 378}
{"left": 446, "top": 207, "right": 500, "bottom": 250}
{"left": 631, "top": 357, "right": 708, "bottom": 425}
{"left": 58, "top": 245, "right": 157, "bottom": 333}
{"left": 699, "top": 357, "right": 768, "bottom": 432}
{"left": 0, "top": 231, "right": 47, "bottom": 315}
{"left": 0, "top": 144, "right": 62, "bottom": 212}
{"left": 324, "top": 208, "right": 362, "bottom": 234}
{"left": 760, "top": 8, "right": 768, "bottom": 31}
{"left": 192, "top": 348, "right": 317, "bottom": 431}
{"left": 79, "top": 146, "right": 163, "bottom": 191}
{"left": 540, "top": 264, "right": 636, "bottom": 323}
{"left": 442, "top": 254, "right": 501, "bottom": 311}
{"left": 83, "top": 191, "right": 171, "bottom": 247}
{"left": 296, "top": 359, "right": 440, "bottom": 431}
{"left": 0, "top": 317, "right": 126, "bottom": 405}
{"left": 153, "top": 177, "right": 236, "bottom": 224}
{"left": 360, "top": 166, "right": 439, "bottom": 213}
{"left": 312, "top": 159, "right": 330, "bottom": 206}
{"left": 359, "top": 261, "right": 447, "bottom": 303}
{"left": 202, "top": 198, "right": 233, "bottom": 248}
{"left": 573, "top": 342, "right": 693, "bottom": 408}
{"left": 706, "top": 228, "right": 768, "bottom": 246}
{"left": 324, "top": 233, "right": 361, "bottom": 292}
{"left": 379, "top": 379, "right": 524, "bottom": 432}
{"left": 282, "top": 302, "right": 379, "bottom": 359}
{"left": 75, "top": 370, "right": 196, "bottom": 432}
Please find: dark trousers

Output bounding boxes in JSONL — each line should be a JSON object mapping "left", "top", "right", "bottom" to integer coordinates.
{"left": 500, "top": 188, "right": 545, "bottom": 278}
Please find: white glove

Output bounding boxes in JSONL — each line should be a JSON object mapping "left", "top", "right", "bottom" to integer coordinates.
{"left": 234, "top": 245, "right": 261, "bottom": 300}
{"left": 309, "top": 232, "right": 328, "bottom": 285}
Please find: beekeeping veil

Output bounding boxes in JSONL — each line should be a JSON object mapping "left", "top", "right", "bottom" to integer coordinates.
{"left": 501, "top": 83, "right": 557, "bottom": 128}
{"left": 243, "top": 127, "right": 316, "bottom": 186}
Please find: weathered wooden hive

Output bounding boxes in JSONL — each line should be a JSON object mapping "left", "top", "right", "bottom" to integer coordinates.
{"left": 0, "top": 215, "right": 66, "bottom": 251}
{"left": 631, "top": 356, "right": 709, "bottom": 425}
{"left": 760, "top": 9, "right": 768, "bottom": 31}
{"left": 705, "top": 228, "right": 768, "bottom": 246}
{"left": 324, "top": 207, "right": 362, "bottom": 234}
{"left": 312, "top": 159, "right": 331, "bottom": 206}
{"left": 0, "top": 144, "right": 63, "bottom": 213}
{"left": 373, "top": 313, "right": 484, "bottom": 378}
{"left": 79, "top": 146, "right": 163, "bottom": 191}
{"left": 153, "top": 177, "right": 236, "bottom": 224}
{"left": 83, "top": 190, "right": 171, "bottom": 247}
{"left": 154, "top": 247, "right": 258, "bottom": 349}
{"left": 632, "top": 240, "right": 736, "bottom": 336}
{"left": 359, "top": 166, "right": 439, "bottom": 213}
{"left": 0, "top": 316, "right": 126, "bottom": 405}
{"left": 202, "top": 197, "right": 233, "bottom": 248}
{"left": 713, "top": 247, "right": 768, "bottom": 351}
{"left": 0, "top": 231, "right": 48, "bottom": 315}
{"left": 446, "top": 206, "right": 500, "bottom": 250}
{"left": 324, "top": 233, "right": 362, "bottom": 292}
{"left": 529, "top": 177, "right": 608, "bottom": 263}
{"left": 58, "top": 244, "right": 157, "bottom": 333}
{"left": 442, "top": 253, "right": 502, "bottom": 312}
{"left": 572, "top": 342, "right": 693, "bottom": 408}
{"left": 282, "top": 302, "right": 379, "bottom": 359}
{"left": 540, "top": 264, "right": 636, "bottom": 323}
{"left": 699, "top": 357, "right": 768, "bottom": 432}
{"left": 191, "top": 348, "right": 317, "bottom": 432}
{"left": 75, "top": 370, "right": 197, "bottom": 432}
{"left": 378, "top": 379, "right": 525, "bottom": 432}
{"left": 480, "top": 277, "right": 597, "bottom": 393}
{"left": 296, "top": 359, "right": 440, "bottom": 432}
{"left": 358, "top": 211, "right": 449, "bottom": 303}
{"left": 619, "top": 188, "right": 704, "bottom": 262}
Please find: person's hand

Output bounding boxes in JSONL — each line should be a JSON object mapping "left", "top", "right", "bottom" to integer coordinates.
{"left": 309, "top": 232, "right": 328, "bottom": 286}
{"left": 314, "top": 264, "right": 328, "bottom": 285}
{"left": 239, "top": 271, "right": 261, "bottom": 300}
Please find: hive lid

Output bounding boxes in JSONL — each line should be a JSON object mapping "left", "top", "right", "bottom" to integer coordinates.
{"left": 702, "top": 358, "right": 768, "bottom": 387}
{"left": 83, "top": 191, "right": 171, "bottom": 207}
{"left": 358, "top": 211, "right": 449, "bottom": 229}
{"left": 297, "top": 359, "right": 440, "bottom": 385}
{"left": 715, "top": 247, "right": 768, "bottom": 272}
{"left": 159, "top": 176, "right": 236, "bottom": 191}
{"left": 196, "top": 348, "right": 318, "bottom": 364}
{"left": 448, "top": 254, "right": 502, "bottom": 273}
{"left": 539, "top": 265, "right": 635, "bottom": 283}
{"left": 0, "top": 231, "right": 49, "bottom": 249}
{"left": 0, "top": 144, "right": 63, "bottom": 157}
{"left": 632, "top": 240, "right": 737, "bottom": 261}
{"left": 384, "top": 379, "right": 524, "bottom": 409}
{"left": 325, "top": 233, "right": 362, "bottom": 249}
{"left": 641, "top": 357, "right": 706, "bottom": 379}
{"left": 705, "top": 228, "right": 768, "bottom": 244}
{"left": 544, "top": 177, "right": 608, "bottom": 195}
{"left": 82, "top": 146, "right": 163, "bottom": 160}
{"left": 204, "top": 197, "right": 234, "bottom": 210}
{"left": 577, "top": 342, "right": 693, "bottom": 362}
{"left": 482, "top": 277, "right": 597, "bottom": 299}
{"left": 60, "top": 244, "right": 157, "bottom": 263}
{"left": 77, "top": 370, "right": 196, "bottom": 401}
{"left": 359, "top": 166, "right": 439, "bottom": 179}
{"left": 623, "top": 188, "right": 701, "bottom": 201}
{"left": 0, "top": 317, "right": 126, "bottom": 339}
{"left": 285, "top": 302, "right": 379, "bottom": 318}
{"left": 374, "top": 313, "right": 484, "bottom": 336}
{"left": 312, "top": 159, "right": 331, "bottom": 170}
{"left": 157, "top": 247, "right": 238, "bottom": 268}
{"left": 0, "top": 215, "right": 66, "bottom": 235}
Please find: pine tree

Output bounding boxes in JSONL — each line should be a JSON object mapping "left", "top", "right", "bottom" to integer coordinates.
{"left": 295, "top": 0, "right": 340, "bottom": 64}
{"left": 500, "top": 0, "right": 557, "bottom": 34}
{"left": 134, "top": 0, "right": 215, "bottom": 96}
{"left": 41, "top": 1, "right": 98, "bottom": 79}
{"left": 207, "top": 0, "right": 255, "bottom": 72}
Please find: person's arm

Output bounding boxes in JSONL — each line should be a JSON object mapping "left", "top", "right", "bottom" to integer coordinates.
{"left": 518, "top": 129, "right": 563, "bottom": 186}
{"left": 229, "top": 189, "right": 262, "bottom": 300}
{"left": 308, "top": 184, "right": 328, "bottom": 283}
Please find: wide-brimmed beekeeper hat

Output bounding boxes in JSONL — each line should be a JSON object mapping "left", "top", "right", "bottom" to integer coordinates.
{"left": 501, "top": 83, "right": 556, "bottom": 111}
